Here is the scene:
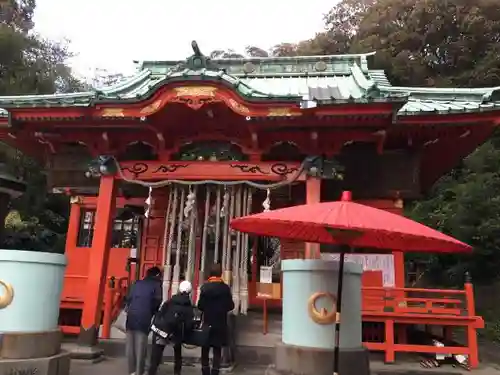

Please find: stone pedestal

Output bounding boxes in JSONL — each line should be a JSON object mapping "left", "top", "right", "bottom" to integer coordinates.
{"left": 273, "top": 259, "right": 370, "bottom": 375}
{"left": 0, "top": 251, "right": 69, "bottom": 375}
{"left": 271, "top": 342, "right": 370, "bottom": 375}
{"left": 0, "top": 330, "right": 62, "bottom": 359}
{"left": 0, "top": 351, "right": 71, "bottom": 375}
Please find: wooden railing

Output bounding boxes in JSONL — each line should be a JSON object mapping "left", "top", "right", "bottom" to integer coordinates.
{"left": 60, "top": 276, "right": 129, "bottom": 338}
{"left": 361, "top": 282, "right": 483, "bottom": 368}
{"left": 362, "top": 286, "right": 468, "bottom": 315}
{"left": 259, "top": 282, "right": 483, "bottom": 368}
{"left": 101, "top": 276, "right": 129, "bottom": 339}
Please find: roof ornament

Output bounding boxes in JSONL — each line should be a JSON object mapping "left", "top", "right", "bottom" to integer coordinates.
{"left": 171, "top": 40, "right": 221, "bottom": 74}
{"left": 191, "top": 40, "right": 203, "bottom": 57}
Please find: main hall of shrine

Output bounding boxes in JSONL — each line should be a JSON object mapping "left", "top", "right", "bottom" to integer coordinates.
{"left": 0, "top": 42, "right": 494, "bottom": 366}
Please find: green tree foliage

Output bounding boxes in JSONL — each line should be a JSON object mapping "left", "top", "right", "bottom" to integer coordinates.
{"left": 269, "top": 0, "right": 500, "bottom": 284}
{"left": 210, "top": 49, "right": 245, "bottom": 59}
{"left": 349, "top": 0, "right": 500, "bottom": 284}
{"left": 0, "top": 0, "right": 35, "bottom": 32}
{"left": 410, "top": 138, "right": 500, "bottom": 284}
{"left": 0, "top": 0, "right": 83, "bottom": 252}
{"left": 272, "top": 0, "right": 376, "bottom": 56}
{"left": 352, "top": 0, "right": 500, "bottom": 87}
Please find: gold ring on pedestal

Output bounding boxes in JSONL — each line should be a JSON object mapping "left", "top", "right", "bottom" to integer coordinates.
{"left": 0, "top": 279, "right": 14, "bottom": 309}
{"left": 307, "top": 291, "right": 337, "bottom": 325}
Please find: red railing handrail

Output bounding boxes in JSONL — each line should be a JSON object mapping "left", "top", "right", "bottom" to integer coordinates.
{"left": 362, "top": 286, "right": 466, "bottom": 295}
{"left": 102, "top": 276, "right": 130, "bottom": 339}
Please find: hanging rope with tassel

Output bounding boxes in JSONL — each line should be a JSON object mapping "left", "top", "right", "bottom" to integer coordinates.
{"left": 240, "top": 187, "right": 252, "bottom": 314}
{"left": 213, "top": 186, "right": 222, "bottom": 264}
{"left": 236, "top": 187, "right": 247, "bottom": 314}
{"left": 165, "top": 186, "right": 179, "bottom": 298}
{"left": 221, "top": 188, "right": 230, "bottom": 277}
{"left": 161, "top": 187, "right": 174, "bottom": 301}
{"left": 232, "top": 186, "right": 242, "bottom": 314}
{"left": 171, "top": 188, "right": 186, "bottom": 295}
{"left": 197, "top": 187, "right": 211, "bottom": 302}
{"left": 224, "top": 187, "right": 236, "bottom": 285}
{"left": 185, "top": 186, "right": 197, "bottom": 282}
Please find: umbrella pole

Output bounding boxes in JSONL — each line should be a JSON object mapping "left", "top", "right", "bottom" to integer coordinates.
{"left": 333, "top": 245, "right": 349, "bottom": 375}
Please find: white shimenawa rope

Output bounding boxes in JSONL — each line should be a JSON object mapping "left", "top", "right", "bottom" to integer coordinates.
{"left": 161, "top": 187, "right": 174, "bottom": 301}
{"left": 213, "top": 187, "right": 222, "bottom": 264}
{"left": 171, "top": 188, "right": 186, "bottom": 295}
{"left": 197, "top": 187, "right": 211, "bottom": 303}
{"left": 263, "top": 188, "right": 271, "bottom": 212}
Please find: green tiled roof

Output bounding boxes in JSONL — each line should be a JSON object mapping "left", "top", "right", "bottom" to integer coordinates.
{"left": 1, "top": 42, "right": 500, "bottom": 117}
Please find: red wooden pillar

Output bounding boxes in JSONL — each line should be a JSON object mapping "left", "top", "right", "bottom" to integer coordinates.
{"left": 305, "top": 177, "right": 321, "bottom": 259}
{"left": 78, "top": 175, "right": 117, "bottom": 348}
{"left": 65, "top": 201, "right": 81, "bottom": 252}
{"left": 393, "top": 251, "right": 405, "bottom": 288}
{"left": 464, "top": 276, "right": 479, "bottom": 368}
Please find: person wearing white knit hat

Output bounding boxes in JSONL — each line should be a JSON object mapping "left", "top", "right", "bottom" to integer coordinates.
{"left": 149, "top": 280, "right": 194, "bottom": 375}
{"left": 179, "top": 280, "right": 192, "bottom": 294}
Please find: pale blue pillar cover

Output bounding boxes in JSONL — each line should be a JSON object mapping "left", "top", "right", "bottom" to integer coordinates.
{"left": 0, "top": 250, "right": 67, "bottom": 332}
{"left": 281, "top": 259, "right": 363, "bottom": 349}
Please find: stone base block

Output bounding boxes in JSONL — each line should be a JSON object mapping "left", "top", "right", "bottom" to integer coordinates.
{"left": 274, "top": 342, "right": 370, "bottom": 375}
{"left": 0, "top": 329, "right": 62, "bottom": 359}
{"left": 68, "top": 345, "right": 104, "bottom": 362}
{"left": 0, "top": 351, "right": 70, "bottom": 375}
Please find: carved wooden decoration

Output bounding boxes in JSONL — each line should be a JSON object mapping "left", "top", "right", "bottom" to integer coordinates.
{"left": 267, "top": 107, "right": 302, "bottom": 117}
{"left": 101, "top": 108, "right": 125, "bottom": 117}
{"left": 95, "top": 85, "right": 301, "bottom": 118}
{"left": 120, "top": 161, "right": 303, "bottom": 181}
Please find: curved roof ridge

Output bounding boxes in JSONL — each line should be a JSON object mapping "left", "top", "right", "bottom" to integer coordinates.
{"left": 98, "top": 69, "right": 152, "bottom": 96}
{"left": 381, "top": 85, "right": 500, "bottom": 95}
{"left": 350, "top": 63, "right": 375, "bottom": 91}
{"left": 140, "top": 51, "right": 377, "bottom": 69}
{"left": 0, "top": 90, "right": 95, "bottom": 101}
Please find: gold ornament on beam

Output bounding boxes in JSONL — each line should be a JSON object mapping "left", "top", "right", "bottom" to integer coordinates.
{"left": 140, "top": 99, "right": 163, "bottom": 115}
{"left": 227, "top": 98, "right": 250, "bottom": 115}
{"left": 174, "top": 86, "right": 217, "bottom": 97}
{"left": 101, "top": 108, "right": 125, "bottom": 117}
{"left": 267, "top": 107, "right": 302, "bottom": 117}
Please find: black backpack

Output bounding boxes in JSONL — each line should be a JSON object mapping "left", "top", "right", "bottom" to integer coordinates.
{"left": 151, "top": 300, "right": 191, "bottom": 339}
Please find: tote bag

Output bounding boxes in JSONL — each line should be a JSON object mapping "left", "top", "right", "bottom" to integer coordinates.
{"left": 112, "top": 308, "right": 127, "bottom": 333}
{"left": 183, "top": 317, "right": 211, "bottom": 347}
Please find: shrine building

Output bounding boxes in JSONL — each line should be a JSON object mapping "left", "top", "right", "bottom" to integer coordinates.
{"left": 0, "top": 43, "right": 492, "bottom": 367}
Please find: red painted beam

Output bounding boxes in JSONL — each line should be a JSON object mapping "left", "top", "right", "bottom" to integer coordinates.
{"left": 119, "top": 160, "right": 304, "bottom": 181}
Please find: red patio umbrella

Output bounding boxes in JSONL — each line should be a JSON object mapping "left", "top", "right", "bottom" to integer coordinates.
{"left": 230, "top": 191, "right": 472, "bottom": 374}
{"left": 231, "top": 191, "right": 471, "bottom": 253}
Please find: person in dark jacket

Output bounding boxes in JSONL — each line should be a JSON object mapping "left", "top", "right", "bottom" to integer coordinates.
{"left": 198, "top": 263, "right": 235, "bottom": 375}
{"left": 148, "top": 280, "right": 195, "bottom": 375}
{"left": 125, "top": 266, "right": 162, "bottom": 375}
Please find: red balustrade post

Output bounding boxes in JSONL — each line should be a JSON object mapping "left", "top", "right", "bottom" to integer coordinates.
{"left": 384, "top": 319, "right": 395, "bottom": 363}
{"left": 101, "top": 276, "right": 116, "bottom": 340}
{"left": 464, "top": 272, "right": 479, "bottom": 368}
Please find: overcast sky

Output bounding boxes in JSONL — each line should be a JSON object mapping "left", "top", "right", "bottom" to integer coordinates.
{"left": 34, "top": 0, "right": 335, "bottom": 78}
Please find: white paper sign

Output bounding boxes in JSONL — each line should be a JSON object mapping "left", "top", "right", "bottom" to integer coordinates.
{"left": 260, "top": 266, "right": 273, "bottom": 284}
{"left": 321, "top": 253, "right": 395, "bottom": 287}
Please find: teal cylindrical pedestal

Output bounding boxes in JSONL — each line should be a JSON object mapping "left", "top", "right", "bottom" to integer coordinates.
{"left": 0, "top": 250, "right": 67, "bottom": 333}
{"left": 281, "top": 259, "right": 363, "bottom": 349}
